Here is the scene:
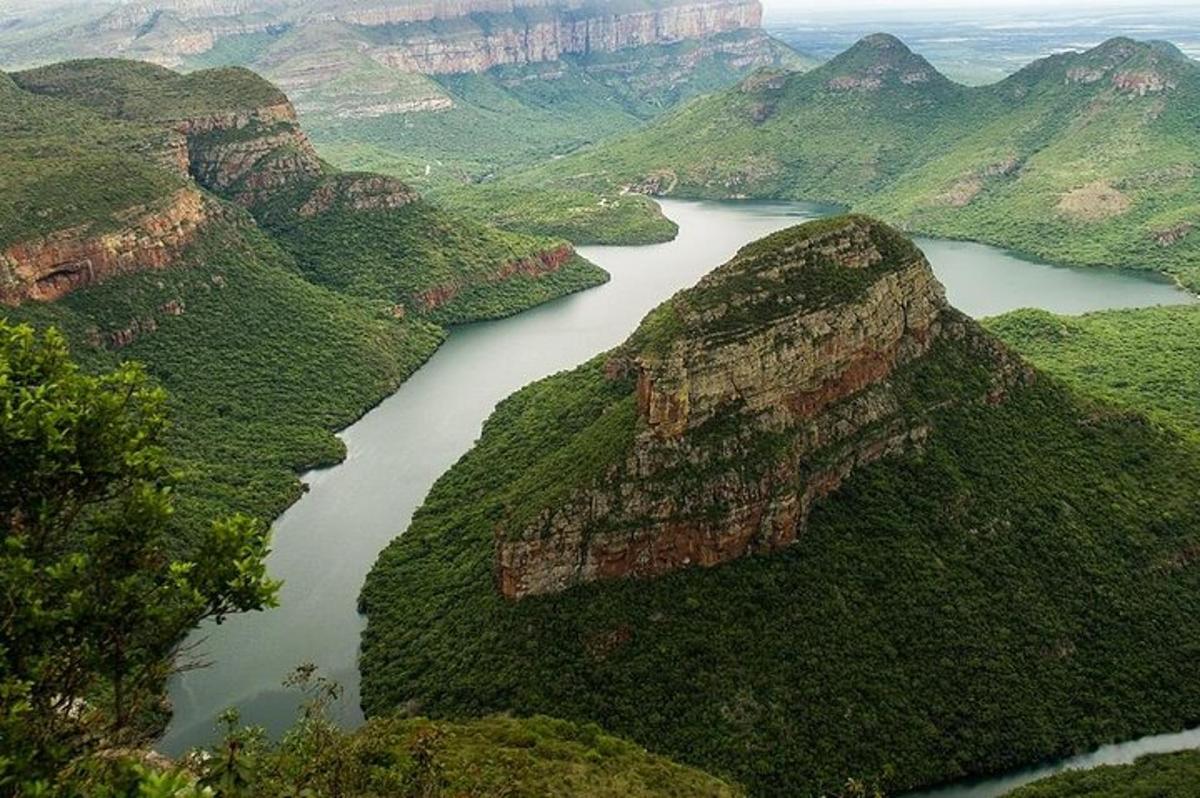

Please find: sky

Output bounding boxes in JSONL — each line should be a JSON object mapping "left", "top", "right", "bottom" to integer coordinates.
{"left": 763, "top": 0, "right": 1199, "bottom": 13}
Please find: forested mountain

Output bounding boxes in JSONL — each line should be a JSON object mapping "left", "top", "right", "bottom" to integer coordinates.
{"left": 1, "top": 57, "right": 602, "bottom": 548}
{"left": 0, "top": 0, "right": 814, "bottom": 185}
{"left": 360, "top": 215, "right": 1200, "bottom": 795}
{"left": 521, "top": 35, "right": 1200, "bottom": 284}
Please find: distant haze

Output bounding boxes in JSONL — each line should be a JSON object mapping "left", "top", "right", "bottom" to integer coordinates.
{"left": 764, "top": 0, "right": 1198, "bottom": 11}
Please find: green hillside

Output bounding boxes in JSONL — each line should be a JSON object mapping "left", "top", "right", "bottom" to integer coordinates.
{"left": 1008, "top": 750, "right": 1200, "bottom": 797}
{"left": 246, "top": 713, "right": 745, "bottom": 798}
{"left": 0, "top": 59, "right": 604, "bottom": 552}
{"left": 359, "top": 218, "right": 1200, "bottom": 796}
{"left": 297, "top": 30, "right": 813, "bottom": 184}
{"left": 988, "top": 304, "right": 1200, "bottom": 437}
{"left": 521, "top": 35, "right": 1200, "bottom": 282}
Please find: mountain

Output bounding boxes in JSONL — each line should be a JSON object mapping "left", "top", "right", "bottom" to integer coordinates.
{"left": 522, "top": 35, "right": 1200, "bottom": 286}
{"left": 1, "top": 58, "right": 602, "bottom": 545}
{"left": 359, "top": 215, "right": 1200, "bottom": 796}
{"left": 0, "top": 0, "right": 814, "bottom": 185}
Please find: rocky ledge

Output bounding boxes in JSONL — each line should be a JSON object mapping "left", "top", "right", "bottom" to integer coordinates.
{"left": 178, "top": 100, "right": 324, "bottom": 206}
{"left": 0, "top": 188, "right": 211, "bottom": 306}
{"left": 495, "top": 216, "right": 1031, "bottom": 599}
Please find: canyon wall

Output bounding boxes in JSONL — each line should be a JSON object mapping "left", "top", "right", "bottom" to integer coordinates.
{"left": 367, "top": 0, "right": 764, "bottom": 73}
{"left": 495, "top": 217, "right": 1031, "bottom": 599}
{"left": 0, "top": 188, "right": 212, "bottom": 306}
{"left": 170, "top": 99, "right": 326, "bottom": 205}
{"left": 92, "top": 0, "right": 765, "bottom": 73}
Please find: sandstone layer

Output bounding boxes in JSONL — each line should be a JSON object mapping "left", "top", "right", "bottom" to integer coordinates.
{"left": 88, "top": 0, "right": 765, "bottom": 74}
{"left": 0, "top": 188, "right": 211, "bottom": 306}
{"left": 176, "top": 100, "right": 325, "bottom": 205}
{"left": 495, "top": 217, "right": 1030, "bottom": 599}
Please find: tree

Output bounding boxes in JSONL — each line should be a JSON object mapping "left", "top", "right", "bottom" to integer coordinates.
{"left": 0, "top": 321, "right": 280, "bottom": 788}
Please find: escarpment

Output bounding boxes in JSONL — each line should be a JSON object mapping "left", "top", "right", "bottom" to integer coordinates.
{"left": 82, "top": 0, "right": 765, "bottom": 73}
{"left": 364, "top": 0, "right": 764, "bottom": 74}
{"left": 0, "top": 189, "right": 213, "bottom": 306}
{"left": 494, "top": 216, "right": 1031, "bottom": 599}
{"left": 169, "top": 101, "right": 324, "bottom": 206}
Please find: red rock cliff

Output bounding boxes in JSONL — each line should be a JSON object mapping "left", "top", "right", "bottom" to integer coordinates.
{"left": 0, "top": 188, "right": 212, "bottom": 306}
{"left": 494, "top": 217, "right": 1031, "bottom": 599}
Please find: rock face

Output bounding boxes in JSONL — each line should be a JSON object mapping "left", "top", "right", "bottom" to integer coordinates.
{"left": 297, "top": 174, "right": 420, "bottom": 218}
{"left": 0, "top": 189, "right": 212, "bottom": 306}
{"left": 367, "top": 0, "right": 763, "bottom": 74}
{"left": 174, "top": 100, "right": 325, "bottom": 206}
{"left": 88, "top": 0, "right": 764, "bottom": 74}
{"left": 495, "top": 217, "right": 1030, "bottom": 599}
{"left": 413, "top": 244, "right": 574, "bottom": 311}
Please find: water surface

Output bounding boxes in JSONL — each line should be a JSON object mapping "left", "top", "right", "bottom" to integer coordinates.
{"left": 161, "top": 199, "right": 1195, "bottom": 782}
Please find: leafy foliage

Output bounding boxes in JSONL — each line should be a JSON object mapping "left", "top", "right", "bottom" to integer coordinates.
{"left": 0, "top": 321, "right": 278, "bottom": 788}
{"left": 522, "top": 35, "right": 1200, "bottom": 283}
{"left": 4, "top": 216, "right": 444, "bottom": 548}
{"left": 257, "top": 198, "right": 608, "bottom": 323}
{"left": 12, "top": 60, "right": 287, "bottom": 123}
{"left": 987, "top": 305, "right": 1200, "bottom": 437}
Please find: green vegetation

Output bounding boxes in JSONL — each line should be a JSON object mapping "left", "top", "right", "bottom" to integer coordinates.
{"left": 523, "top": 35, "right": 1200, "bottom": 283}
{"left": 0, "top": 325, "right": 739, "bottom": 797}
{"left": 0, "top": 320, "right": 277, "bottom": 788}
{"left": 987, "top": 305, "right": 1200, "bottom": 437}
{"left": 360, "top": 221, "right": 1200, "bottom": 797}
{"left": 1009, "top": 750, "right": 1200, "bottom": 797}
{"left": 288, "top": 30, "right": 811, "bottom": 185}
{"left": 27, "top": 670, "right": 743, "bottom": 797}
{"left": 2, "top": 58, "right": 605, "bottom": 549}
{"left": 204, "top": 691, "right": 744, "bottom": 798}
{"left": 430, "top": 184, "right": 679, "bottom": 245}
{"left": 12, "top": 59, "right": 287, "bottom": 122}
{"left": 5, "top": 215, "right": 444, "bottom": 547}
{"left": 0, "top": 67, "right": 184, "bottom": 245}
{"left": 257, "top": 197, "right": 608, "bottom": 322}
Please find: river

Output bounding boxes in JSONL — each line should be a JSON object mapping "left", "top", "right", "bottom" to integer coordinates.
{"left": 160, "top": 199, "right": 1196, "bottom": 794}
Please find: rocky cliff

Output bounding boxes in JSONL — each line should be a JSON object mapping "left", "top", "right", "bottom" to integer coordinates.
{"left": 84, "top": 0, "right": 764, "bottom": 73}
{"left": 366, "top": 0, "right": 763, "bottom": 74}
{"left": 494, "top": 216, "right": 1030, "bottom": 598}
{"left": 0, "top": 188, "right": 212, "bottom": 306}
{"left": 176, "top": 99, "right": 326, "bottom": 206}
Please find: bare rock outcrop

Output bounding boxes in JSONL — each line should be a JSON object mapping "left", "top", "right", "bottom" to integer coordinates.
{"left": 494, "top": 217, "right": 1031, "bottom": 599}
{"left": 0, "top": 189, "right": 211, "bottom": 306}
{"left": 175, "top": 100, "right": 325, "bottom": 205}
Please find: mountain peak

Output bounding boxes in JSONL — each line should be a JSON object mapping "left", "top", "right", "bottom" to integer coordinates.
{"left": 820, "top": 33, "right": 951, "bottom": 92}
{"left": 495, "top": 215, "right": 990, "bottom": 599}
{"left": 859, "top": 32, "right": 911, "bottom": 52}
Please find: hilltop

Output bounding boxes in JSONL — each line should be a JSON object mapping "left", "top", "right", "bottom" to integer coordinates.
{"left": 1009, "top": 749, "right": 1200, "bottom": 797}
{"left": 359, "top": 215, "right": 1200, "bottom": 795}
{"left": 0, "top": 0, "right": 814, "bottom": 186}
{"left": 1, "top": 58, "right": 603, "bottom": 548}
{"left": 519, "top": 35, "right": 1200, "bottom": 285}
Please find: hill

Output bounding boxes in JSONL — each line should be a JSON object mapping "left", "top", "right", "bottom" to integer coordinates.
{"left": 0, "top": 0, "right": 814, "bottom": 186}
{"left": 1, "top": 58, "right": 603, "bottom": 547}
{"left": 359, "top": 216, "right": 1200, "bottom": 796}
{"left": 987, "top": 304, "right": 1200, "bottom": 438}
{"left": 521, "top": 35, "right": 1200, "bottom": 284}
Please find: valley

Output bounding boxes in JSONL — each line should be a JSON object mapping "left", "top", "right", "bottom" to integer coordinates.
{"left": 160, "top": 200, "right": 1195, "bottom": 795}
{"left": 5, "top": 4, "right": 1200, "bottom": 797}
{"left": 517, "top": 34, "right": 1200, "bottom": 287}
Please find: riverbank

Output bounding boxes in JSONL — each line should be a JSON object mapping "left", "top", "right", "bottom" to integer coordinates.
{"left": 162, "top": 201, "right": 1197, "bottom": 798}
